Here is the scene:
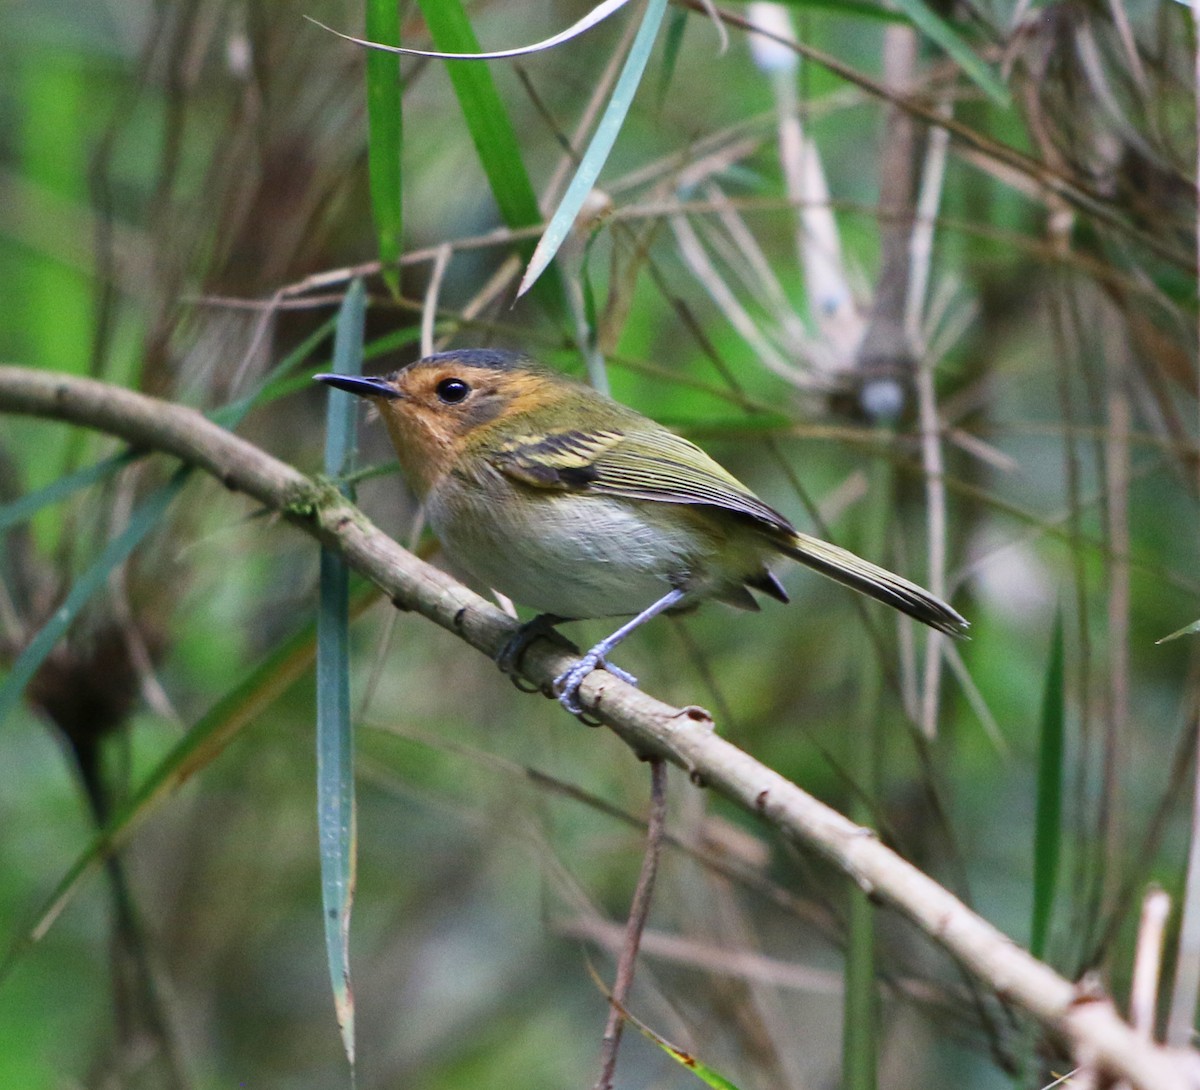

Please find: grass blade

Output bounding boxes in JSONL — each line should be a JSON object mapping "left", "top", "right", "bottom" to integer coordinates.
{"left": 0, "top": 465, "right": 190, "bottom": 730}
{"left": 365, "top": 0, "right": 403, "bottom": 296}
{"left": 414, "top": 0, "right": 567, "bottom": 319}
{"left": 316, "top": 278, "right": 365, "bottom": 1066}
{"left": 0, "top": 449, "right": 141, "bottom": 534}
{"left": 1031, "top": 611, "right": 1065, "bottom": 960}
{"left": 517, "top": 0, "right": 668, "bottom": 297}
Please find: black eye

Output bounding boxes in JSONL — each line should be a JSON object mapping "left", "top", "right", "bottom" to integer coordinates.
{"left": 435, "top": 377, "right": 470, "bottom": 404}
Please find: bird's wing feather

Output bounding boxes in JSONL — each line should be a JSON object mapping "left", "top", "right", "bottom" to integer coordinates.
{"left": 490, "top": 426, "right": 794, "bottom": 535}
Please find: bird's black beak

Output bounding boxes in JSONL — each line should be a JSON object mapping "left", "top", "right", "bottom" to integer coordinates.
{"left": 313, "top": 373, "right": 402, "bottom": 399}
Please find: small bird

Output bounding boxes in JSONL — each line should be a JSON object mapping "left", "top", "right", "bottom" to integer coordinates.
{"left": 315, "top": 350, "right": 967, "bottom": 713}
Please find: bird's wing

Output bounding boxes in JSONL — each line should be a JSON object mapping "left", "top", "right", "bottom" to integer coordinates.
{"left": 490, "top": 425, "right": 794, "bottom": 536}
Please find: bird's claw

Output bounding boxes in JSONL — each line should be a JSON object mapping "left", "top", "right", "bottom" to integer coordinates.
{"left": 496, "top": 614, "right": 570, "bottom": 678}
{"left": 553, "top": 656, "right": 638, "bottom": 715}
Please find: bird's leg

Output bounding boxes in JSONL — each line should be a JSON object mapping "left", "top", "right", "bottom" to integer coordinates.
{"left": 555, "top": 587, "right": 686, "bottom": 715}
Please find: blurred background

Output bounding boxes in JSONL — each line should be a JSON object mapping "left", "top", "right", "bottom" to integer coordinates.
{"left": 0, "top": 0, "right": 1197, "bottom": 1087}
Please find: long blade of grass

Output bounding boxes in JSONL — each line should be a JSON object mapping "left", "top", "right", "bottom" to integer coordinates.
{"left": 316, "top": 278, "right": 365, "bottom": 1066}
{"left": 1157, "top": 618, "right": 1200, "bottom": 644}
{"left": 365, "top": 0, "right": 402, "bottom": 296}
{"left": 0, "top": 465, "right": 190, "bottom": 730}
{"left": 0, "top": 449, "right": 141, "bottom": 534}
{"left": 517, "top": 0, "right": 669, "bottom": 298}
{"left": 413, "top": 0, "right": 566, "bottom": 319}
{"left": 881, "top": 0, "right": 1009, "bottom": 106}
{"left": 0, "top": 584, "right": 380, "bottom": 981}
{"left": 1031, "top": 611, "right": 1065, "bottom": 960}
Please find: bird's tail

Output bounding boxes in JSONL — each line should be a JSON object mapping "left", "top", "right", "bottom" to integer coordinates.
{"left": 781, "top": 531, "right": 969, "bottom": 636}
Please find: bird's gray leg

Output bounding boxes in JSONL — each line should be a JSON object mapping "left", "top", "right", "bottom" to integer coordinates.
{"left": 555, "top": 588, "right": 686, "bottom": 715}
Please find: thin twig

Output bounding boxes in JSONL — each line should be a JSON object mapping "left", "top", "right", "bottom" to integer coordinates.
{"left": 594, "top": 757, "right": 669, "bottom": 1090}
{"left": 421, "top": 244, "right": 451, "bottom": 358}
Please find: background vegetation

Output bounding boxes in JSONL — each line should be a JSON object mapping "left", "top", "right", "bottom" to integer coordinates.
{"left": 0, "top": 0, "right": 1197, "bottom": 1088}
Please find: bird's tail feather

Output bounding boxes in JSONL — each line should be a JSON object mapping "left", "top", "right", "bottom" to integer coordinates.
{"left": 782, "top": 531, "right": 969, "bottom": 636}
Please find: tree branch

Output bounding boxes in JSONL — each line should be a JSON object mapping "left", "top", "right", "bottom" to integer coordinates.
{"left": 1, "top": 365, "right": 1197, "bottom": 1090}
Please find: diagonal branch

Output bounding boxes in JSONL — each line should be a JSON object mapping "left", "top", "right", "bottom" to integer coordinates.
{"left": 1, "top": 365, "right": 1197, "bottom": 1090}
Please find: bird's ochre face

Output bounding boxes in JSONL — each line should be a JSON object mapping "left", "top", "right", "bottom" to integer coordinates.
{"left": 315, "top": 350, "right": 563, "bottom": 496}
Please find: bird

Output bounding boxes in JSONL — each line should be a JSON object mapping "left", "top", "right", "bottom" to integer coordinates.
{"left": 315, "top": 349, "right": 968, "bottom": 713}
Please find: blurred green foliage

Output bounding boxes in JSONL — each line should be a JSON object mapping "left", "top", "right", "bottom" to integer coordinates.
{"left": 1, "top": 0, "right": 1198, "bottom": 1088}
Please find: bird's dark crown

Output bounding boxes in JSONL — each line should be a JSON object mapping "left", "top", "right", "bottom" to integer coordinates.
{"left": 408, "top": 348, "right": 535, "bottom": 376}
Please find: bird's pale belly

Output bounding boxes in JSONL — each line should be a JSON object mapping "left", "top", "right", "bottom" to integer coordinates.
{"left": 426, "top": 484, "right": 706, "bottom": 620}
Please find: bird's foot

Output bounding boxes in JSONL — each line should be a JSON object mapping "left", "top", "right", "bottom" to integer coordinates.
{"left": 553, "top": 655, "right": 638, "bottom": 715}
{"left": 496, "top": 615, "right": 573, "bottom": 690}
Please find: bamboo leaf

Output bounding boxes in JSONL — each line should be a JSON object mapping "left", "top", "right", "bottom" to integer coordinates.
{"left": 518, "top": 0, "right": 669, "bottom": 297}
{"left": 316, "top": 278, "right": 365, "bottom": 1066}
{"left": 413, "top": 0, "right": 567, "bottom": 319}
{"left": 1157, "top": 617, "right": 1200, "bottom": 645}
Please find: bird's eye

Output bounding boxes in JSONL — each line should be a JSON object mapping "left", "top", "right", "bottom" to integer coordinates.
{"left": 435, "top": 377, "right": 471, "bottom": 404}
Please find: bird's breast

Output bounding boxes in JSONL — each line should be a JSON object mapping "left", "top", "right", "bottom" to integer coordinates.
{"left": 424, "top": 470, "right": 707, "bottom": 619}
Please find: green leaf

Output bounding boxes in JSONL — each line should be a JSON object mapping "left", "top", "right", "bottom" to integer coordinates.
{"left": 315, "top": 279, "right": 365, "bottom": 1067}
{"left": 414, "top": 0, "right": 567, "bottom": 319}
{"left": 1031, "top": 611, "right": 1065, "bottom": 960}
{"left": 1157, "top": 617, "right": 1200, "bottom": 644}
{"left": 518, "top": 0, "right": 669, "bottom": 297}
{"left": 366, "top": 0, "right": 403, "bottom": 296}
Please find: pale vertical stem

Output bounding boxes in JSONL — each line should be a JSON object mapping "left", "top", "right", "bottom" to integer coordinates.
{"left": 916, "top": 360, "right": 947, "bottom": 738}
{"left": 909, "top": 98, "right": 952, "bottom": 737}
{"left": 1166, "top": 720, "right": 1200, "bottom": 1046}
{"left": 748, "top": 3, "right": 859, "bottom": 364}
{"left": 1129, "top": 887, "right": 1171, "bottom": 1039}
{"left": 904, "top": 98, "right": 952, "bottom": 349}
{"left": 420, "top": 243, "right": 451, "bottom": 358}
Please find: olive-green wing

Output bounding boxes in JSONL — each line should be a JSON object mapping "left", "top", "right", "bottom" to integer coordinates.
{"left": 489, "top": 425, "right": 794, "bottom": 536}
